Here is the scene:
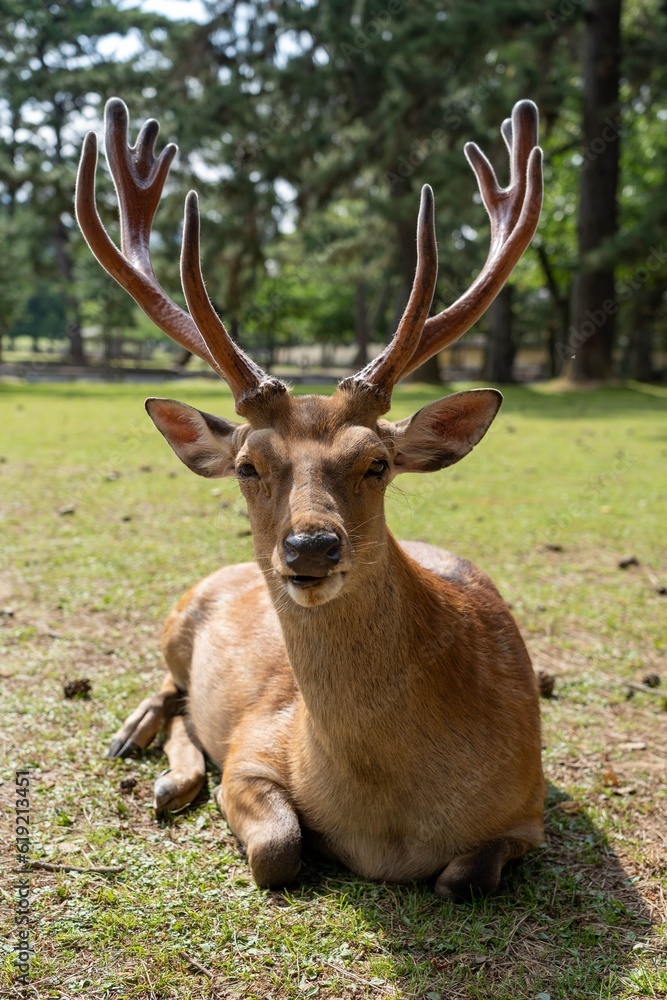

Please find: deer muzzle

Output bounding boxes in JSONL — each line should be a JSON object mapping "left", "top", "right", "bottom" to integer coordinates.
{"left": 283, "top": 531, "right": 342, "bottom": 584}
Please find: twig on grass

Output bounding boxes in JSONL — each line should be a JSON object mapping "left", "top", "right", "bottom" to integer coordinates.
{"left": 17, "top": 860, "right": 123, "bottom": 874}
{"left": 625, "top": 682, "right": 664, "bottom": 697}
{"left": 505, "top": 910, "right": 532, "bottom": 949}
{"left": 181, "top": 951, "right": 214, "bottom": 978}
{"left": 322, "top": 959, "right": 397, "bottom": 994}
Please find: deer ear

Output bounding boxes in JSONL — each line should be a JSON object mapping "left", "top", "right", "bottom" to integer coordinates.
{"left": 389, "top": 389, "right": 503, "bottom": 474}
{"left": 145, "top": 397, "right": 240, "bottom": 478}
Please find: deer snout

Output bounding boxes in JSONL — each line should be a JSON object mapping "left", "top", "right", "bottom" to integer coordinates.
{"left": 283, "top": 531, "right": 341, "bottom": 577}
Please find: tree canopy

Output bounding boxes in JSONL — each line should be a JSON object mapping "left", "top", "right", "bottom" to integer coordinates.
{"left": 0, "top": 0, "right": 665, "bottom": 381}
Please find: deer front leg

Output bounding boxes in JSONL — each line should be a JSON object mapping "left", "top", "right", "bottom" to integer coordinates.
{"left": 154, "top": 715, "right": 206, "bottom": 813}
{"left": 107, "top": 674, "right": 183, "bottom": 758}
{"left": 435, "top": 836, "right": 531, "bottom": 902}
{"left": 216, "top": 769, "right": 302, "bottom": 889}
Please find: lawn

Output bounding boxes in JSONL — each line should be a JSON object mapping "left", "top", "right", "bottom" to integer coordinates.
{"left": 1, "top": 379, "right": 666, "bottom": 1000}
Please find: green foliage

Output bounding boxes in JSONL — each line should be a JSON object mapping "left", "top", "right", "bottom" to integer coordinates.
{"left": 1, "top": 0, "right": 666, "bottom": 370}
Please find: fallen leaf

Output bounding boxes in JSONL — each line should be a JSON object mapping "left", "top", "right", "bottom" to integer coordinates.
{"left": 642, "top": 673, "right": 661, "bottom": 689}
{"left": 63, "top": 678, "right": 92, "bottom": 699}
{"left": 537, "top": 671, "right": 556, "bottom": 699}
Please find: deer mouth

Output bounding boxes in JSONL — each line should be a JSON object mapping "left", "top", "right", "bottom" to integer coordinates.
{"left": 288, "top": 574, "right": 328, "bottom": 588}
{"left": 282, "top": 570, "right": 346, "bottom": 606}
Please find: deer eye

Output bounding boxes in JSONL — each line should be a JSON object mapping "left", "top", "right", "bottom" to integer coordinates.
{"left": 365, "top": 459, "right": 389, "bottom": 478}
{"left": 237, "top": 463, "right": 259, "bottom": 480}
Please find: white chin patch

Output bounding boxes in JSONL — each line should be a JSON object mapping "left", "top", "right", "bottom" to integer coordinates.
{"left": 286, "top": 574, "right": 345, "bottom": 607}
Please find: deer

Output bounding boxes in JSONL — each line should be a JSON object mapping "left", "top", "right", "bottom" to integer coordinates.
{"left": 75, "top": 97, "right": 545, "bottom": 901}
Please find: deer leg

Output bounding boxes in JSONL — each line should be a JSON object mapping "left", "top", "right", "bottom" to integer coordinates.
{"left": 435, "top": 836, "right": 531, "bottom": 902}
{"left": 154, "top": 715, "right": 206, "bottom": 813}
{"left": 107, "top": 674, "right": 184, "bottom": 758}
{"left": 219, "top": 771, "right": 302, "bottom": 889}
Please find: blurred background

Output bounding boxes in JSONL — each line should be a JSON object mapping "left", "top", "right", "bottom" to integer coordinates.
{"left": 0, "top": 0, "right": 664, "bottom": 386}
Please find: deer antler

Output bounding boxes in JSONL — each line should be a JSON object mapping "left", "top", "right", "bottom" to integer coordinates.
{"left": 341, "top": 184, "right": 437, "bottom": 409}
{"left": 343, "top": 101, "right": 542, "bottom": 409}
{"left": 401, "top": 100, "right": 543, "bottom": 380}
{"left": 75, "top": 98, "right": 284, "bottom": 414}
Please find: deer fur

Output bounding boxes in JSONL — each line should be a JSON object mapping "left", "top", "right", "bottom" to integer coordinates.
{"left": 108, "top": 388, "right": 545, "bottom": 899}
{"left": 77, "top": 97, "right": 546, "bottom": 899}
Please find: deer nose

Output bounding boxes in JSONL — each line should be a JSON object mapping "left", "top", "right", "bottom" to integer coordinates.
{"left": 284, "top": 531, "right": 341, "bottom": 575}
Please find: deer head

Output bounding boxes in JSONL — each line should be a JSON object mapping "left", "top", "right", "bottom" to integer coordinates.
{"left": 76, "top": 99, "right": 542, "bottom": 608}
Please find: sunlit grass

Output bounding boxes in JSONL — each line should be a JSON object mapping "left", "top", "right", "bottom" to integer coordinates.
{"left": 1, "top": 380, "right": 665, "bottom": 998}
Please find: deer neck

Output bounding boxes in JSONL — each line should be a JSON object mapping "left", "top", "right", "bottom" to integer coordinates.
{"left": 266, "top": 531, "right": 444, "bottom": 744}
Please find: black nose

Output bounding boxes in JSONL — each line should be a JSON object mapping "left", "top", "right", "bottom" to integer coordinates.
{"left": 284, "top": 531, "right": 341, "bottom": 575}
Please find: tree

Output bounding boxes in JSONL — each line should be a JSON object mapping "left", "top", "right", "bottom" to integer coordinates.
{"left": 567, "top": 0, "right": 623, "bottom": 381}
{"left": 0, "top": 208, "right": 32, "bottom": 360}
{"left": 0, "top": 0, "right": 173, "bottom": 362}
{"left": 179, "top": 0, "right": 559, "bottom": 382}
{"left": 483, "top": 285, "right": 516, "bottom": 382}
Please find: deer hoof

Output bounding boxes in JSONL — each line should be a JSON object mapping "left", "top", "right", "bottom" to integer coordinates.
{"left": 248, "top": 834, "right": 302, "bottom": 889}
{"left": 107, "top": 738, "right": 141, "bottom": 759}
{"left": 154, "top": 770, "right": 205, "bottom": 814}
{"left": 212, "top": 783, "right": 227, "bottom": 820}
{"left": 435, "top": 840, "right": 509, "bottom": 902}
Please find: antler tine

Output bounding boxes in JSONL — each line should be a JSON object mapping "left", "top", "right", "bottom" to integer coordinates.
{"left": 180, "top": 192, "right": 286, "bottom": 413}
{"left": 75, "top": 99, "right": 218, "bottom": 371}
{"left": 398, "top": 100, "right": 543, "bottom": 381}
{"left": 77, "top": 98, "right": 285, "bottom": 414}
{"left": 341, "top": 184, "right": 438, "bottom": 412}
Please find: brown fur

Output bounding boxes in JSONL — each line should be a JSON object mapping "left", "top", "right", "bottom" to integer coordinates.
{"left": 81, "top": 98, "right": 546, "bottom": 897}
{"left": 111, "top": 387, "right": 545, "bottom": 895}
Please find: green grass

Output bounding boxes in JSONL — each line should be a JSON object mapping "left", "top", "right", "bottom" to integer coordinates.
{"left": 1, "top": 380, "right": 666, "bottom": 999}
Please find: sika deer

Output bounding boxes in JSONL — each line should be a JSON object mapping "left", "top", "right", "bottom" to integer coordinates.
{"left": 76, "top": 98, "right": 545, "bottom": 899}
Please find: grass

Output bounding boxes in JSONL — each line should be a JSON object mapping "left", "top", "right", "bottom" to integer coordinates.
{"left": 0, "top": 379, "right": 666, "bottom": 1000}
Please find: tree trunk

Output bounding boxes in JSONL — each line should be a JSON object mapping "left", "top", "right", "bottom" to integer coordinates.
{"left": 483, "top": 285, "right": 516, "bottom": 382}
{"left": 624, "top": 323, "right": 655, "bottom": 382}
{"left": 175, "top": 348, "right": 193, "bottom": 368}
{"left": 53, "top": 219, "right": 86, "bottom": 364}
{"left": 51, "top": 98, "right": 86, "bottom": 365}
{"left": 535, "top": 245, "right": 571, "bottom": 376}
{"left": 622, "top": 286, "right": 661, "bottom": 381}
{"left": 567, "top": 0, "right": 622, "bottom": 382}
